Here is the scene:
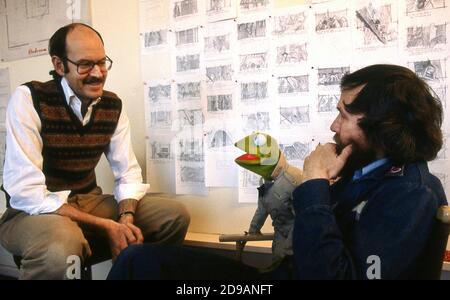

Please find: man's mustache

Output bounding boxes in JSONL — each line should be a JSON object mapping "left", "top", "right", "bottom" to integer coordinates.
{"left": 83, "top": 77, "right": 104, "bottom": 84}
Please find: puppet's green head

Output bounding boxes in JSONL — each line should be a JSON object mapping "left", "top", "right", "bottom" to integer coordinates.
{"left": 234, "top": 132, "right": 280, "bottom": 181}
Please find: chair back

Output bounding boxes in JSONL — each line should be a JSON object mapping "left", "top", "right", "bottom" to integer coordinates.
{"left": 413, "top": 205, "right": 450, "bottom": 280}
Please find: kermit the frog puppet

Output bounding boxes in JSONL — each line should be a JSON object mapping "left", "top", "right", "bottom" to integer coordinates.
{"left": 235, "top": 132, "right": 302, "bottom": 263}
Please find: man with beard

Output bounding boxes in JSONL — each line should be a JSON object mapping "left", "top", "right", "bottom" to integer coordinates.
{"left": 0, "top": 23, "right": 190, "bottom": 279}
{"left": 107, "top": 64, "right": 447, "bottom": 280}
{"left": 292, "top": 64, "right": 446, "bottom": 279}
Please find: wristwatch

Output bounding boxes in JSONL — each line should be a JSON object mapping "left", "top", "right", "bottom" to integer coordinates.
{"left": 118, "top": 211, "right": 135, "bottom": 219}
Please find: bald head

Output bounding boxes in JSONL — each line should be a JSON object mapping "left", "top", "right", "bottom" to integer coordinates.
{"left": 49, "top": 23, "right": 108, "bottom": 102}
{"left": 49, "top": 23, "right": 104, "bottom": 59}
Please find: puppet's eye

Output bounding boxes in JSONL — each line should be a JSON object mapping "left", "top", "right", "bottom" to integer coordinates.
{"left": 253, "top": 134, "right": 267, "bottom": 147}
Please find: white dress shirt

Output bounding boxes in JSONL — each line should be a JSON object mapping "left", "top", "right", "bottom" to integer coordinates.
{"left": 3, "top": 77, "right": 150, "bottom": 215}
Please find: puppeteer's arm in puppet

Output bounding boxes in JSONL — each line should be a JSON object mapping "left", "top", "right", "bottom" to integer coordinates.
{"left": 234, "top": 133, "right": 303, "bottom": 261}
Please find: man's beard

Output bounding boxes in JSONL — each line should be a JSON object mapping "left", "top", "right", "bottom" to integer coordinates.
{"left": 334, "top": 134, "right": 377, "bottom": 178}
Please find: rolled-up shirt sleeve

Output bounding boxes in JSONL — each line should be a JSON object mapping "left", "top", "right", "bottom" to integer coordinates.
{"left": 104, "top": 106, "right": 150, "bottom": 202}
{"left": 3, "top": 86, "right": 69, "bottom": 215}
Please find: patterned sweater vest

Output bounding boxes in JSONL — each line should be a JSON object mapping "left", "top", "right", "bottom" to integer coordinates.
{"left": 25, "top": 80, "right": 122, "bottom": 195}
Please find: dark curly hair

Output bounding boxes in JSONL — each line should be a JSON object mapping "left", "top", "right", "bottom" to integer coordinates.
{"left": 341, "top": 64, "right": 443, "bottom": 165}
{"left": 48, "top": 23, "right": 104, "bottom": 78}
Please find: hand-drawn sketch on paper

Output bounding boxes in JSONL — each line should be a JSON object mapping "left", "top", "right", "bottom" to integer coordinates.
{"left": 273, "top": 12, "right": 306, "bottom": 36}
{"left": 241, "top": 81, "right": 269, "bottom": 103}
{"left": 150, "top": 141, "right": 172, "bottom": 160}
{"left": 144, "top": 29, "right": 168, "bottom": 48}
{"left": 238, "top": 168, "right": 260, "bottom": 203}
{"left": 318, "top": 94, "right": 339, "bottom": 113}
{"left": 150, "top": 111, "right": 172, "bottom": 129}
{"left": 240, "top": 0, "right": 270, "bottom": 11}
{"left": 204, "top": 118, "right": 240, "bottom": 188}
{"left": 207, "top": 0, "right": 231, "bottom": 13}
{"left": 242, "top": 168, "right": 261, "bottom": 187}
{"left": 208, "top": 129, "right": 234, "bottom": 148}
{"left": 177, "top": 82, "right": 201, "bottom": 101}
{"left": 206, "top": 65, "right": 233, "bottom": 82}
{"left": 239, "top": 52, "right": 269, "bottom": 72}
{"left": 148, "top": 84, "right": 171, "bottom": 104}
{"left": 207, "top": 94, "right": 233, "bottom": 112}
{"left": 180, "top": 165, "right": 205, "bottom": 183}
{"left": 1, "top": 0, "right": 90, "bottom": 61}
{"left": 318, "top": 67, "right": 350, "bottom": 86}
{"left": 176, "top": 27, "right": 199, "bottom": 46}
{"left": 178, "top": 109, "right": 204, "bottom": 128}
{"left": 280, "top": 141, "right": 311, "bottom": 161}
{"left": 205, "top": 34, "right": 231, "bottom": 54}
{"left": 238, "top": 20, "right": 267, "bottom": 40}
{"left": 410, "top": 59, "right": 446, "bottom": 83}
{"left": 406, "top": 0, "right": 446, "bottom": 14}
{"left": 206, "top": 0, "right": 236, "bottom": 22}
{"left": 407, "top": 24, "right": 447, "bottom": 49}
{"left": 278, "top": 75, "right": 309, "bottom": 94}
{"left": 315, "top": 9, "right": 349, "bottom": 32}
{"left": 173, "top": 0, "right": 198, "bottom": 18}
{"left": 280, "top": 106, "right": 310, "bottom": 127}
{"left": 355, "top": 3, "right": 397, "bottom": 45}
{"left": 242, "top": 111, "right": 271, "bottom": 131}
{"left": 178, "top": 138, "right": 204, "bottom": 162}
{"left": 176, "top": 54, "right": 200, "bottom": 72}
{"left": 276, "top": 43, "right": 308, "bottom": 65}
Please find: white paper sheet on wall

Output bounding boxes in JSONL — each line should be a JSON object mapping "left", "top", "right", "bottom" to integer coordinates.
{"left": 204, "top": 118, "right": 240, "bottom": 187}
{"left": 139, "top": 0, "right": 170, "bottom": 31}
{"left": 0, "top": 0, "right": 91, "bottom": 62}
{"left": 205, "top": 0, "right": 237, "bottom": 23}
{"left": 238, "top": 168, "right": 260, "bottom": 203}
{"left": 175, "top": 125, "right": 208, "bottom": 195}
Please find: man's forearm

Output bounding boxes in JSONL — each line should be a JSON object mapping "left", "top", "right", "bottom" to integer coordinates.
{"left": 55, "top": 203, "right": 111, "bottom": 231}
{"left": 118, "top": 198, "right": 138, "bottom": 216}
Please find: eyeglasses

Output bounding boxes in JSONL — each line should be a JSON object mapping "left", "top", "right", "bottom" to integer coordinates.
{"left": 65, "top": 55, "right": 113, "bottom": 75}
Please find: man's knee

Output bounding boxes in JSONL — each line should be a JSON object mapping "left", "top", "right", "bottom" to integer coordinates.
{"left": 136, "top": 197, "right": 191, "bottom": 243}
{"left": 21, "top": 225, "right": 90, "bottom": 279}
{"left": 45, "top": 239, "right": 88, "bottom": 279}
{"left": 168, "top": 201, "right": 190, "bottom": 232}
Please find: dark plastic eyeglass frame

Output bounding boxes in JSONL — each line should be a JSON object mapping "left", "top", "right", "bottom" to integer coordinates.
{"left": 65, "top": 55, "right": 113, "bottom": 75}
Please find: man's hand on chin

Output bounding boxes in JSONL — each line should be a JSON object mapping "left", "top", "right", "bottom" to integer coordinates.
{"left": 302, "top": 143, "right": 353, "bottom": 183}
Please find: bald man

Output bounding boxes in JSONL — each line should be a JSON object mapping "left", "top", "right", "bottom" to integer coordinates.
{"left": 0, "top": 23, "right": 190, "bottom": 279}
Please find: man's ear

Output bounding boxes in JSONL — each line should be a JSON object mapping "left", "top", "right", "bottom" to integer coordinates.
{"left": 51, "top": 56, "right": 66, "bottom": 76}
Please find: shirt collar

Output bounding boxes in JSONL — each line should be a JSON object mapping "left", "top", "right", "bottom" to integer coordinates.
{"left": 352, "top": 158, "right": 390, "bottom": 181}
{"left": 60, "top": 77, "right": 76, "bottom": 105}
{"left": 60, "top": 77, "right": 101, "bottom": 106}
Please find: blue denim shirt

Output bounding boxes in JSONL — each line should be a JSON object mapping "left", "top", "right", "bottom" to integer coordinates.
{"left": 291, "top": 161, "right": 447, "bottom": 279}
